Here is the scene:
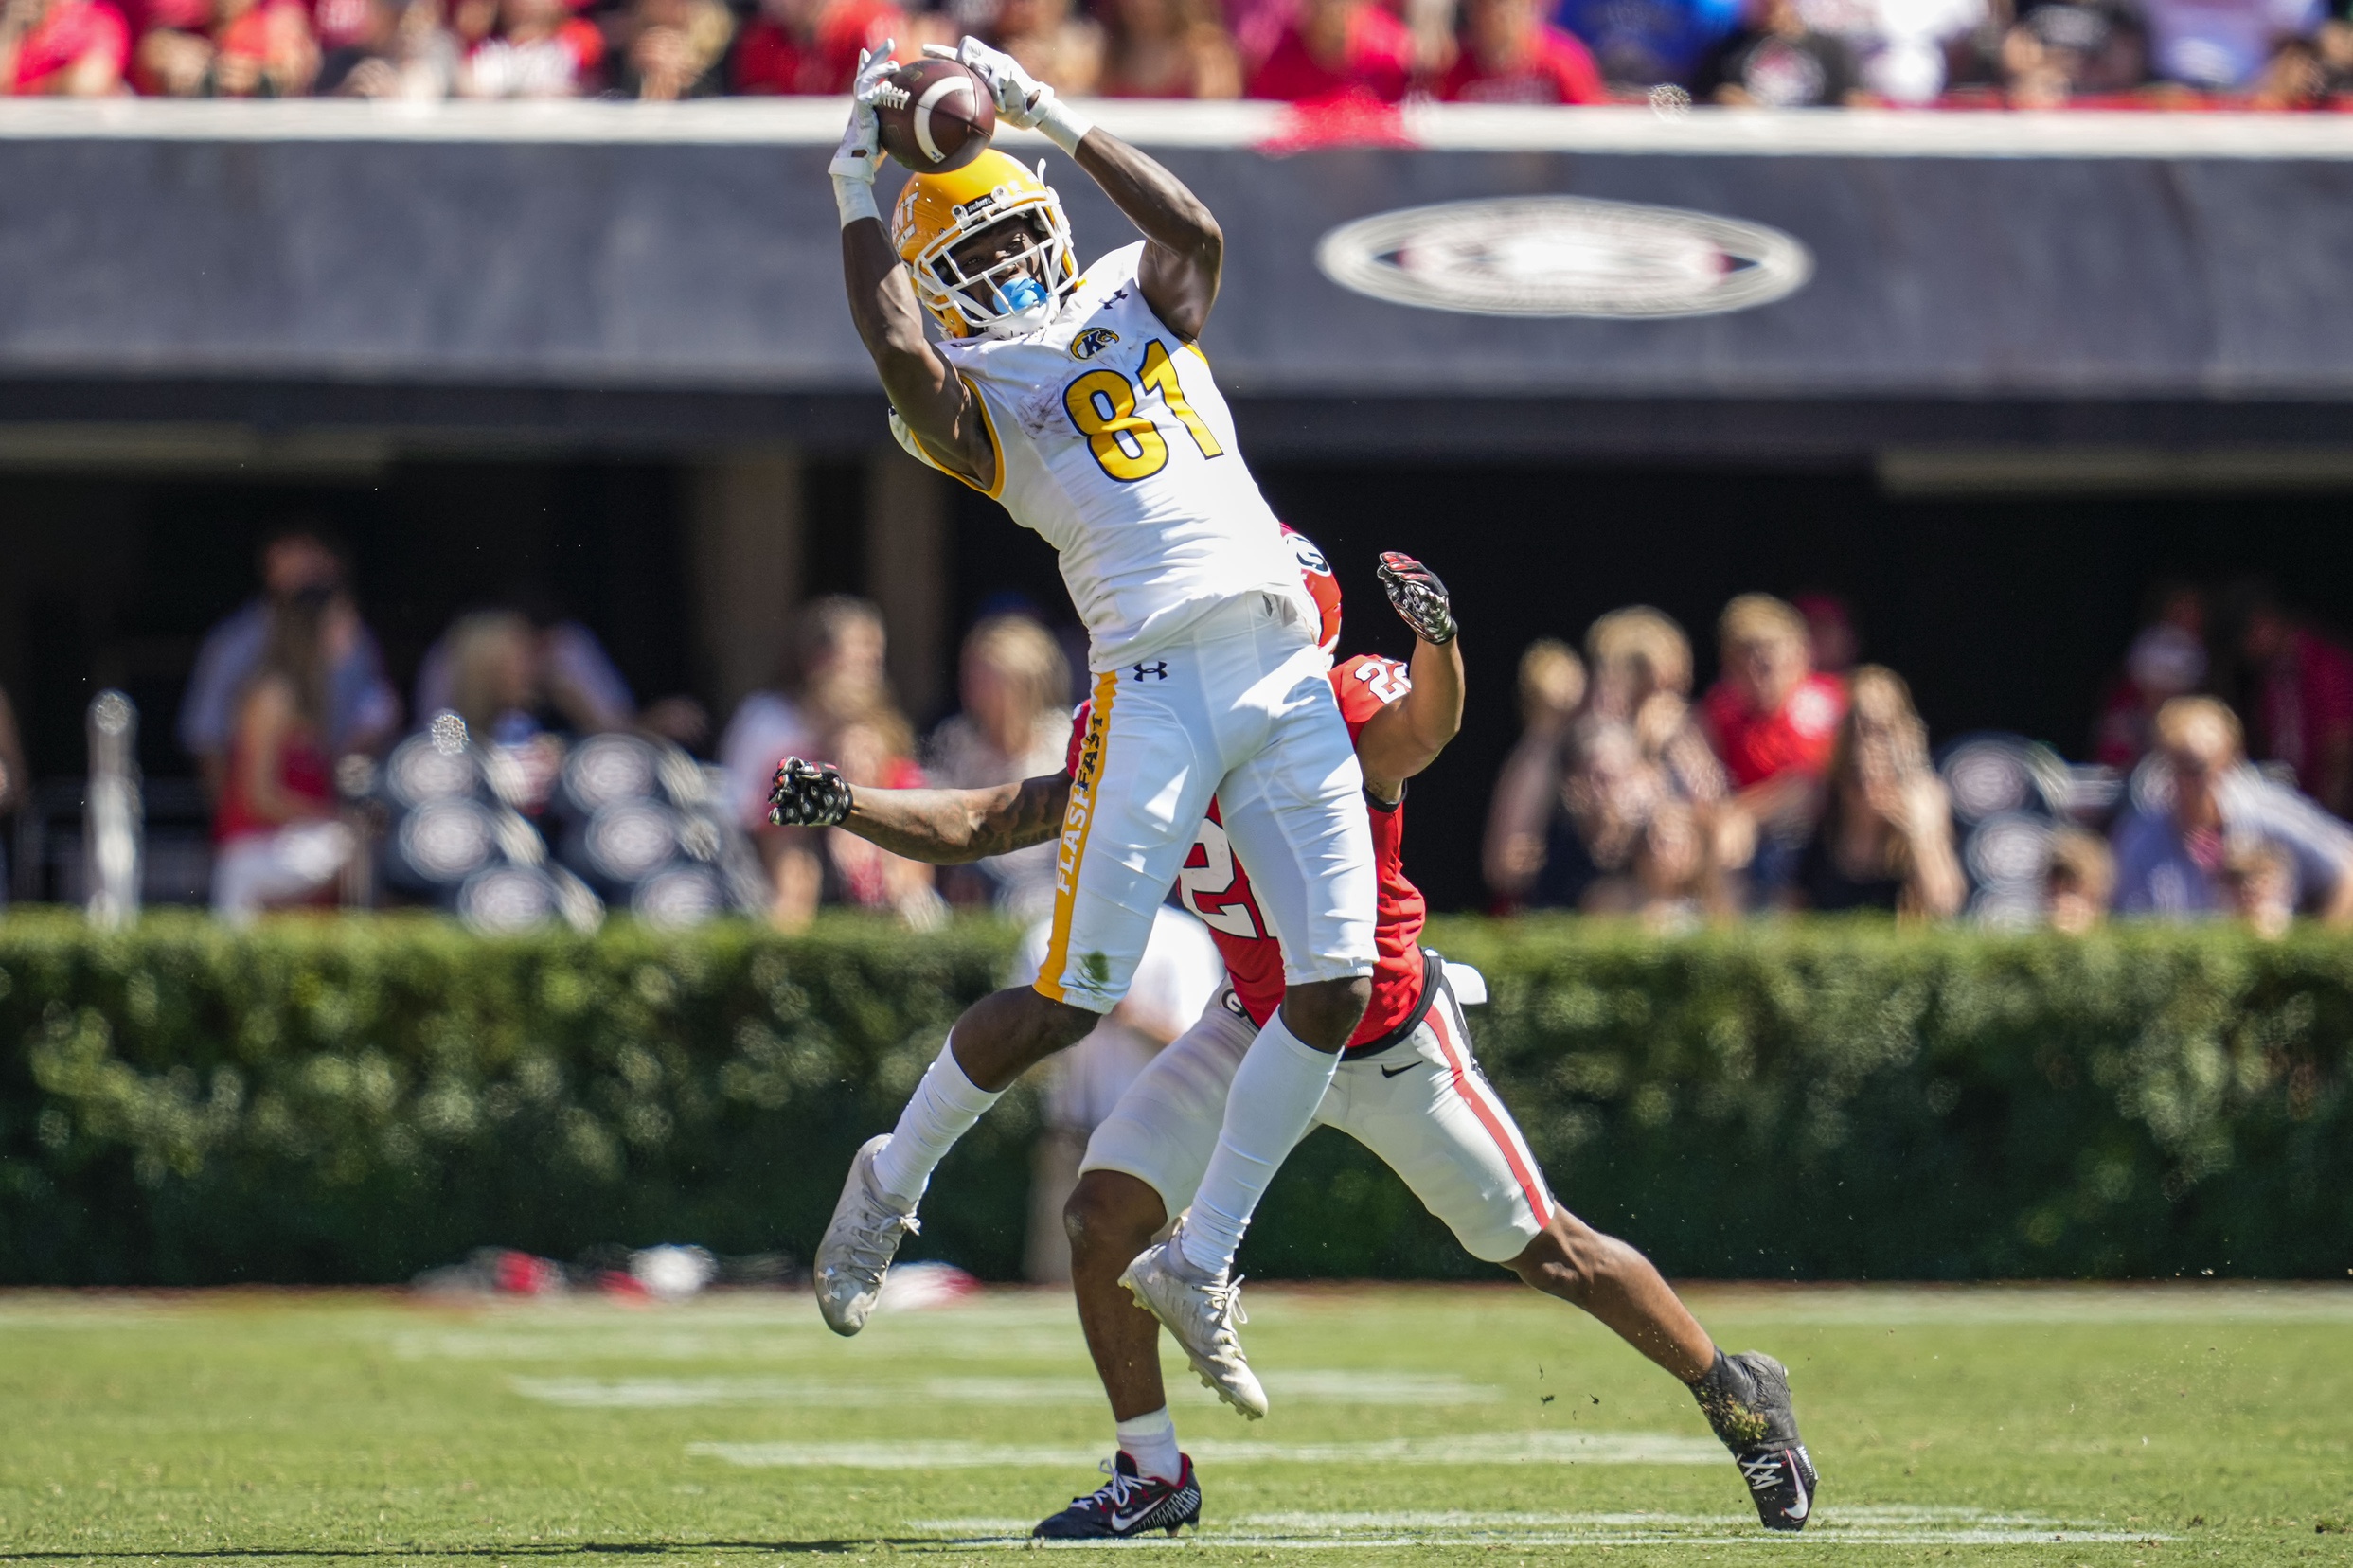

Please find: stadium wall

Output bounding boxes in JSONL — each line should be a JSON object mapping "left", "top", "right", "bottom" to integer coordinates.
{"left": 3, "top": 104, "right": 2353, "bottom": 458}
{"left": 2, "top": 912, "right": 2344, "bottom": 1286}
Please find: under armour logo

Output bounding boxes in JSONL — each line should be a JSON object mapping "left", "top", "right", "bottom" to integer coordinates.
{"left": 1132, "top": 661, "right": 1168, "bottom": 682}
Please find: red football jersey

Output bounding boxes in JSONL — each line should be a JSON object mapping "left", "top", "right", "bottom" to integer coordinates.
{"left": 1065, "top": 653, "right": 1428, "bottom": 1048}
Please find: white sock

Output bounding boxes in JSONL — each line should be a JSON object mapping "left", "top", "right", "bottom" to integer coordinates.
{"left": 1115, "top": 1406, "right": 1182, "bottom": 1483}
{"left": 869, "top": 1038, "right": 1001, "bottom": 1204}
{"left": 1178, "top": 1012, "right": 1337, "bottom": 1276}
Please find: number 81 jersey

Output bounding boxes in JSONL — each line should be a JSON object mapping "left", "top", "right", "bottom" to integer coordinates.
{"left": 891, "top": 241, "right": 1299, "bottom": 672}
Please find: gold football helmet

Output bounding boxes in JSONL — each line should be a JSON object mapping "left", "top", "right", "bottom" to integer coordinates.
{"left": 892, "top": 150, "right": 1078, "bottom": 340}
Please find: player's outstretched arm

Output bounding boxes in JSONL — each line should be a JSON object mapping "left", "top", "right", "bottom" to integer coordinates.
{"left": 769, "top": 757, "right": 1071, "bottom": 864}
{"left": 944, "top": 39, "right": 1221, "bottom": 340}
{"left": 833, "top": 45, "right": 997, "bottom": 490}
{"left": 1358, "top": 553, "right": 1465, "bottom": 801}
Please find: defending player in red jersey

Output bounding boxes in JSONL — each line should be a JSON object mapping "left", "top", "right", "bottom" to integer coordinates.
{"left": 767, "top": 539, "right": 1817, "bottom": 1540}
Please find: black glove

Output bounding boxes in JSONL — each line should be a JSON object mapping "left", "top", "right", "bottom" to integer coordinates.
{"left": 768, "top": 757, "right": 853, "bottom": 828}
{"left": 1378, "top": 551, "right": 1456, "bottom": 645}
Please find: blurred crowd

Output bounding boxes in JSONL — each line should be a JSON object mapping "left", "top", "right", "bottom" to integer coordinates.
{"left": 7, "top": 523, "right": 2353, "bottom": 938}
{"left": 1486, "top": 580, "right": 2353, "bottom": 935}
{"left": 130, "top": 524, "right": 1086, "bottom": 929}
{"left": 7, "top": 0, "right": 2352, "bottom": 111}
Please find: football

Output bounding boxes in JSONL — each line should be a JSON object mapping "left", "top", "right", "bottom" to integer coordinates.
{"left": 874, "top": 58, "right": 996, "bottom": 175}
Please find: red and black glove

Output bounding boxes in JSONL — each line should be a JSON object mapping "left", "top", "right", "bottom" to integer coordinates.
{"left": 768, "top": 757, "right": 853, "bottom": 827}
{"left": 1378, "top": 551, "right": 1456, "bottom": 646}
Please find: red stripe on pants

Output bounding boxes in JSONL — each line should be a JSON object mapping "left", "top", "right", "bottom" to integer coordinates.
{"left": 1427, "top": 1003, "right": 1552, "bottom": 1232}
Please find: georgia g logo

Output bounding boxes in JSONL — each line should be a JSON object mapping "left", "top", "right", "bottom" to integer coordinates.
{"left": 1070, "top": 327, "right": 1121, "bottom": 360}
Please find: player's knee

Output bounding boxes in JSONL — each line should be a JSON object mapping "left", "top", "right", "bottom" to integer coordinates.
{"left": 1511, "top": 1215, "right": 1606, "bottom": 1307}
{"left": 1279, "top": 975, "right": 1372, "bottom": 1052}
{"left": 1030, "top": 993, "right": 1102, "bottom": 1053}
{"left": 955, "top": 987, "right": 1101, "bottom": 1090}
{"left": 1062, "top": 1170, "right": 1165, "bottom": 1270}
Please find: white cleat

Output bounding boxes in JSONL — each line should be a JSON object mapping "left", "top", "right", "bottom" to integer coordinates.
{"left": 812, "top": 1133, "right": 920, "bottom": 1336}
{"left": 1119, "top": 1234, "right": 1267, "bottom": 1420}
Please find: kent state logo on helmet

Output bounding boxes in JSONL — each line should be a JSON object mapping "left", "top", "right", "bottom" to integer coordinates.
{"left": 892, "top": 149, "right": 1079, "bottom": 341}
{"left": 1069, "top": 327, "right": 1121, "bottom": 361}
{"left": 1281, "top": 523, "right": 1343, "bottom": 657}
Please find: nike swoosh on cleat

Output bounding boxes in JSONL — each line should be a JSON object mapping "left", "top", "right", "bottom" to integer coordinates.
{"left": 1783, "top": 1457, "right": 1810, "bottom": 1522}
{"left": 1380, "top": 1062, "right": 1420, "bottom": 1078}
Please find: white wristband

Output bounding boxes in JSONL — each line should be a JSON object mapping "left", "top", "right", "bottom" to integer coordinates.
{"left": 834, "top": 175, "right": 882, "bottom": 229}
{"left": 1034, "top": 96, "right": 1094, "bottom": 157}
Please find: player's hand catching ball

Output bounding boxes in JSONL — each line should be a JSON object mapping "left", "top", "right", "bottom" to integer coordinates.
{"left": 830, "top": 43, "right": 897, "bottom": 188}
{"left": 769, "top": 757, "right": 854, "bottom": 828}
{"left": 1378, "top": 551, "right": 1456, "bottom": 646}
{"left": 927, "top": 38, "right": 1046, "bottom": 127}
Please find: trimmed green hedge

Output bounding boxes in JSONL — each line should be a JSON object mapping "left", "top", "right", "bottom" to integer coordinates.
{"left": 1261, "top": 917, "right": 2352, "bottom": 1280}
{"left": 2, "top": 910, "right": 2347, "bottom": 1284}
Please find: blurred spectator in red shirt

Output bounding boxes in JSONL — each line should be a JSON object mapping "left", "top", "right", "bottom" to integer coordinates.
{"left": 1705, "top": 594, "right": 1846, "bottom": 792}
{"left": 137, "top": 0, "right": 319, "bottom": 96}
{"left": 1097, "top": 0, "right": 1238, "bottom": 96}
{"left": 732, "top": 0, "right": 892, "bottom": 91}
{"left": 2235, "top": 582, "right": 2353, "bottom": 818}
{"left": 614, "top": 0, "right": 732, "bottom": 96}
{"left": 458, "top": 0, "right": 599, "bottom": 95}
{"left": 1437, "top": 0, "right": 1602, "bottom": 100}
{"left": 1247, "top": 0, "right": 1413, "bottom": 101}
{"left": 214, "top": 0, "right": 319, "bottom": 92}
{"left": 1702, "top": 592, "right": 1846, "bottom": 898}
{"left": 1, "top": 0, "right": 129, "bottom": 93}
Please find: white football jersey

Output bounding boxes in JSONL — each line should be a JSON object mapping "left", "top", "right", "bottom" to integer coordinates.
{"left": 891, "top": 242, "right": 1301, "bottom": 671}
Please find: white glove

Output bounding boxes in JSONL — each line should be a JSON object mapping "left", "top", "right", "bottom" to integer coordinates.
{"left": 830, "top": 43, "right": 896, "bottom": 225}
{"left": 925, "top": 36, "right": 1093, "bottom": 154}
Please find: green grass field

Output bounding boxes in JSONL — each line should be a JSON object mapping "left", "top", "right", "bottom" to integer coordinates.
{"left": 2, "top": 1283, "right": 2348, "bottom": 1566}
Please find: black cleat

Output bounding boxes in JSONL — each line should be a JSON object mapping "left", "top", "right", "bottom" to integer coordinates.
{"left": 1694, "top": 1349, "right": 1818, "bottom": 1532}
{"left": 1032, "top": 1452, "right": 1202, "bottom": 1539}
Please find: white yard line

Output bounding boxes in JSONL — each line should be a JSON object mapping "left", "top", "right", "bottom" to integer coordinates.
{"left": 689, "top": 1433, "right": 1724, "bottom": 1469}
{"left": 514, "top": 1372, "right": 1495, "bottom": 1408}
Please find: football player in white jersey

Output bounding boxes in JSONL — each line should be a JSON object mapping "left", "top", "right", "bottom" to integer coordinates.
{"left": 811, "top": 39, "right": 1381, "bottom": 1380}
